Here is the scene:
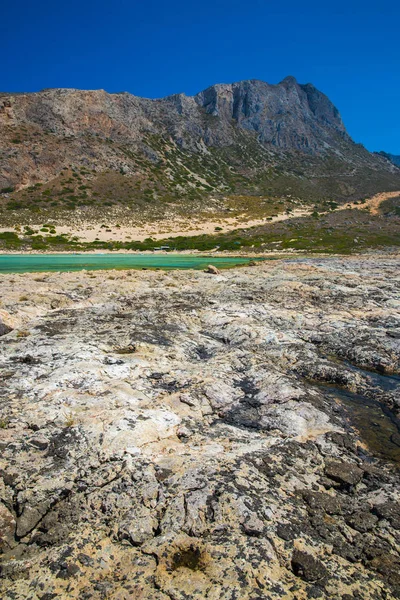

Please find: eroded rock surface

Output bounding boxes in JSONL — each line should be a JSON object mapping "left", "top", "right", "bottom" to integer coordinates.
{"left": 0, "top": 255, "right": 399, "bottom": 599}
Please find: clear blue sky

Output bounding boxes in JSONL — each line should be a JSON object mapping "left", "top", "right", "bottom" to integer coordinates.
{"left": 2, "top": 0, "right": 399, "bottom": 153}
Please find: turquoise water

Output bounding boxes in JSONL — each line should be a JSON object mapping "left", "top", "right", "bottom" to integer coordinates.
{"left": 0, "top": 253, "right": 261, "bottom": 274}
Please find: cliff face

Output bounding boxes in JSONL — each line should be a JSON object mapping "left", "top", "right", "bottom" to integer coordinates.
{"left": 0, "top": 78, "right": 399, "bottom": 221}
{"left": 194, "top": 77, "right": 348, "bottom": 151}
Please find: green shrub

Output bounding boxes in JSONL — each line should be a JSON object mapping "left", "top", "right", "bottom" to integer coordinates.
{"left": 0, "top": 231, "right": 19, "bottom": 241}
{"left": 6, "top": 201, "right": 24, "bottom": 210}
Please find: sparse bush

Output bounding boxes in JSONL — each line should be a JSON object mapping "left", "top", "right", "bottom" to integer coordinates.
{"left": 63, "top": 411, "right": 76, "bottom": 427}
{"left": 16, "top": 330, "right": 30, "bottom": 337}
{"left": 6, "top": 201, "right": 24, "bottom": 210}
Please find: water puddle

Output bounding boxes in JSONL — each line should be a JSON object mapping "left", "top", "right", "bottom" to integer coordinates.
{"left": 321, "top": 375, "right": 400, "bottom": 464}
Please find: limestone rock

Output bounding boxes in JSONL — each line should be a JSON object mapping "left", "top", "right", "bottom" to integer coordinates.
{"left": 0, "top": 504, "right": 16, "bottom": 552}
{"left": 0, "top": 256, "right": 400, "bottom": 599}
{"left": 118, "top": 506, "right": 158, "bottom": 546}
{"left": 204, "top": 264, "right": 220, "bottom": 275}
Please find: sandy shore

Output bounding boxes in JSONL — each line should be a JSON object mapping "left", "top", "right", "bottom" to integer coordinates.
{"left": 52, "top": 208, "right": 311, "bottom": 242}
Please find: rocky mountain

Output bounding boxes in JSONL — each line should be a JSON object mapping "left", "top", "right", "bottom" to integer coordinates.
{"left": 377, "top": 151, "right": 400, "bottom": 167}
{"left": 193, "top": 77, "right": 348, "bottom": 150}
{"left": 1, "top": 77, "right": 399, "bottom": 224}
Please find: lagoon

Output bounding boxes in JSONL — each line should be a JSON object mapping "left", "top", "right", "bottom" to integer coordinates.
{"left": 0, "top": 253, "right": 261, "bottom": 274}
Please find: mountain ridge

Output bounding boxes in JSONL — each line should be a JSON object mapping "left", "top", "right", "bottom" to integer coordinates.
{"left": 1, "top": 77, "right": 350, "bottom": 152}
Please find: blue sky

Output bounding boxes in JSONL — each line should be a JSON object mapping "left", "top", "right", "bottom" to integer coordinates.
{"left": 2, "top": 0, "right": 399, "bottom": 153}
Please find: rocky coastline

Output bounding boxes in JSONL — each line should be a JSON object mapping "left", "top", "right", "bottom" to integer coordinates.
{"left": 0, "top": 255, "right": 399, "bottom": 599}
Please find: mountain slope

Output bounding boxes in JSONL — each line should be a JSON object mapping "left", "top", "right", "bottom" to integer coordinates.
{"left": 377, "top": 151, "right": 400, "bottom": 167}
{"left": 0, "top": 77, "right": 399, "bottom": 226}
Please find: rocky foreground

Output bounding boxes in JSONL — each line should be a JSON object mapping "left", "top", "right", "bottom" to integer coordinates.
{"left": 0, "top": 255, "right": 400, "bottom": 599}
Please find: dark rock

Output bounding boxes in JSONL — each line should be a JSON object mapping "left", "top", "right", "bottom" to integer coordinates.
{"left": 0, "top": 320, "right": 12, "bottom": 336}
{"left": 46, "top": 428, "right": 83, "bottom": 461}
{"left": 291, "top": 549, "right": 328, "bottom": 582}
{"left": 373, "top": 501, "right": 400, "bottom": 529}
{"left": 29, "top": 436, "right": 49, "bottom": 450}
{"left": 277, "top": 522, "right": 300, "bottom": 541}
{"left": 14, "top": 354, "right": 40, "bottom": 364}
{"left": 324, "top": 460, "right": 363, "bottom": 488}
{"left": 77, "top": 553, "right": 94, "bottom": 567}
{"left": 369, "top": 554, "right": 400, "bottom": 587}
{"left": 346, "top": 510, "right": 379, "bottom": 532}
{"left": 302, "top": 491, "right": 344, "bottom": 515}
{"left": 332, "top": 538, "right": 364, "bottom": 563}
{"left": 0, "top": 503, "right": 17, "bottom": 551}
{"left": 56, "top": 563, "right": 80, "bottom": 579}
{"left": 386, "top": 329, "right": 400, "bottom": 339}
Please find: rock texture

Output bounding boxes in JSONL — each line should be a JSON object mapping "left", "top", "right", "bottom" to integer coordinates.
{"left": 0, "top": 256, "right": 400, "bottom": 599}
{"left": 1, "top": 78, "right": 399, "bottom": 224}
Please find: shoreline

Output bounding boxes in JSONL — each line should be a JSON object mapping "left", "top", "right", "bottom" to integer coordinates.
{"left": 0, "top": 248, "right": 295, "bottom": 256}
{"left": 1, "top": 249, "right": 399, "bottom": 262}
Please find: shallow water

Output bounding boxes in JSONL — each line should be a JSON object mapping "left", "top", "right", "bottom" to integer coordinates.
{"left": 323, "top": 377, "right": 400, "bottom": 464}
{"left": 0, "top": 253, "right": 262, "bottom": 274}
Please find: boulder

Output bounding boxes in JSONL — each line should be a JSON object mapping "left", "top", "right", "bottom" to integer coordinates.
{"left": 204, "top": 265, "right": 220, "bottom": 275}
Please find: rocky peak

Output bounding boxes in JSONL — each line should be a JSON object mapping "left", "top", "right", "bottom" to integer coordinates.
{"left": 194, "top": 78, "right": 348, "bottom": 150}
{"left": 280, "top": 75, "right": 298, "bottom": 85}
{"left": 159, "top": 92, "right": 198, "bottom": 116}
